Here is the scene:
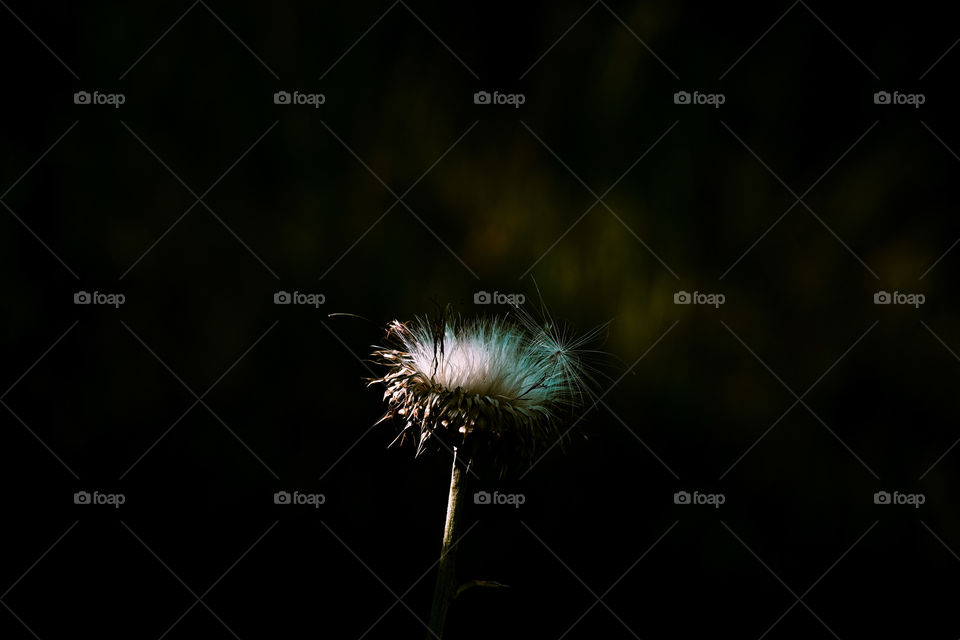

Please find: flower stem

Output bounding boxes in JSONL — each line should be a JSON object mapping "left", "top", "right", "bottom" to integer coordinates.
{"left": 427, "top": 445, "right": 470, "bottom": 639}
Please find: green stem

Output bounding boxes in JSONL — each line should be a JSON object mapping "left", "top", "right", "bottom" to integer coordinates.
{"left": 426, "top": 445, "right": 470, "bottom": 639}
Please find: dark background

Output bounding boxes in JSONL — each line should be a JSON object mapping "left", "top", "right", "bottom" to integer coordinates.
{"left": 2, "top": 1, "right": 959, "bottom": 637}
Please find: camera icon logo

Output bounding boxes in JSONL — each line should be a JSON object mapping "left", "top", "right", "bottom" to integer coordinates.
{"left": 74, "top": 291, "right": 92, "bottom": 304}
{"left": 474, "top": 291, "right": 491, "bottom": 304}
{"left": 673, "top": 490, "right": 691, "bottom": 504}
{"left": 873, "top": 291, "right": 891, "bottom": 304}
{"left": 473, "top": 91, "right": 491, "bottom": 105}
{"left": 273, "top": 491, "right": 292, "bottom": 504}
{"left": 74, "top": 91, "right": 91, "bottom": 105}
{"left": 673, "top": 91, "right": 691, "bottom": 105}
{"left": 274, "top": 291, "right": 291, "bottom": 304}
{"left": 74, "top": 490, "right": 91, "bottom": 504}
{"left": 673, "top": 291, "right": 691, "bottom": 304}
{"left": 474, "top": 491, "right": 491, "bottom": 504}
{"left": 873, "top": 490, "right": 891, "bottom": 505}
{"left": 274, "top": 91, "right": 291, "bottom": 105}
{"left": 873, "top": 91, "right": 891, "bottom": 105}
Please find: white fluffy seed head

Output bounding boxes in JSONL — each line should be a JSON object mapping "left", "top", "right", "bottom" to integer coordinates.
{"left": 396, "top": 315, "right": 586, "bottom": 413}
{"left": 371, "top": 307, "right": 603, "bottom": 462}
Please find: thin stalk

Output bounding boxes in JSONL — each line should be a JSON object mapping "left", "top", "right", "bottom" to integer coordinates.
{"left": 426, "top": 445, "right": 470, "bottom": 639}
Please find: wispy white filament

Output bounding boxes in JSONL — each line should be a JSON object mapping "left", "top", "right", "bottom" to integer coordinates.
{"left": 394, "top": 315, "right": 591, "bottom": 412}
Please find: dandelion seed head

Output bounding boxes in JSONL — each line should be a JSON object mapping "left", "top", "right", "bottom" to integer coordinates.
{"left": 400, "top": 318, "right": 564, "bottom": 409}
{"left": 371, "top": 307, "right": 601, "bottom": 462}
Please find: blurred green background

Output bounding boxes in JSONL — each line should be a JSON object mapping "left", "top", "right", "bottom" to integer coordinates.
{"left": 2, "top": 1, "right": 959, "bottom": 637}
